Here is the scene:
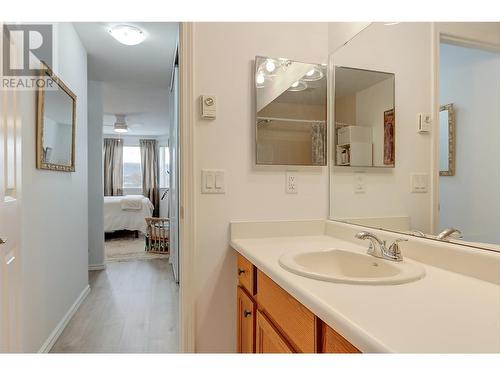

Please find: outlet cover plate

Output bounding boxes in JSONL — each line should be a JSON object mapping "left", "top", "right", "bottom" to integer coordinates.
{"left": 286, "top": 171, "right": 298, "bottom": 194}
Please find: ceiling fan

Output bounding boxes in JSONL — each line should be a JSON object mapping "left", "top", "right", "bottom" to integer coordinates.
{"left": 103, "top": 113, "right": 143, "bottom": 134}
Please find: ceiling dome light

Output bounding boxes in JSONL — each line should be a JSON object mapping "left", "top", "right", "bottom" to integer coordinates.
{"left": 265, "top": 59, "right": 276, "bottom": 73}
{"left": 108, "top": 25, "right": 145, "bottom": 46}
{"left": 113, "top": 114, "right": 129, "bottom": 133}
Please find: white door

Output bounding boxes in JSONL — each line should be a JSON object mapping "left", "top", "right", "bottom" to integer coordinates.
{"left": 0, "top": 85, "right": 22, "bottom": 352}
{"left": 169, "top": 64, "right": 180, "bottom": 282}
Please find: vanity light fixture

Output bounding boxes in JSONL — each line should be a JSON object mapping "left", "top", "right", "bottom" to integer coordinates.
{"left": 265, "top": 59, "right": 276, "bottom": 73}
{"left": 288, "top": 80, "right": 307, "bottom": 92}
{"left": 108, "top": 25, "right": 146, "bottom": 46}
{"left": 113, "top": 114, "right": 129, "bottom": 133}
{"left": 256, "top": 72, "right": 265, "bottom": 86}
{"left": 303, "top": 66, "right": 324, "bottom": 81}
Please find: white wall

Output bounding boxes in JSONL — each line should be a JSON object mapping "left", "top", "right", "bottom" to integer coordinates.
{"left": 330, "top": 23, "right": 433, "bottom": 233}
{"left": 328, "top": 22, "right": 371, "bottom": 54}
{"left": 192, "top": 22, "right": 336, "bottom": 353}
{"left": 88, "top": 80, "right": 104, "bottom": 267}
{"left": 18, "top": 23, "right": 88, "bottom": 351}
{"left": 439, "top": 43, "right": 500, "bottom": 244}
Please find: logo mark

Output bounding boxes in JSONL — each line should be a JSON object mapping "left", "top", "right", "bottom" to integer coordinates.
{"left": 2, "top": 24, "right": 52, "bottom": 76}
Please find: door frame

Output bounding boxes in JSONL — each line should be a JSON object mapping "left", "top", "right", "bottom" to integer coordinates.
{"left": 178, "top": 22, "right": 196, "bottom": 353}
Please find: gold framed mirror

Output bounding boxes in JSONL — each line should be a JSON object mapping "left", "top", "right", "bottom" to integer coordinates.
{"left": 36, "top": 63, "right": 77, "bottom": 172}
{"left": 439, "top": 103, "right": 455, "bottom": 176}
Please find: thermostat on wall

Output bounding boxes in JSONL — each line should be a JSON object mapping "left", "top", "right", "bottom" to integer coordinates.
{"left": 200, "top": 95, "right": 216, "bottom": 119}
{"left": 417, "top": 113, "right": 431, "bottom": 133}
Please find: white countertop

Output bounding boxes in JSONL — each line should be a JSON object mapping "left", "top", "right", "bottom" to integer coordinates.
{"left": 230, "top": 234, "right": 500, "bottom": 353}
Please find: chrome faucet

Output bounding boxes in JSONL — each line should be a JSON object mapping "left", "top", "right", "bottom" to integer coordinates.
{"left": 436, "top": 228, "right": 462, "bottom": 241}
{"left": 355, "top": 231, "right": 407, "bottom": 262}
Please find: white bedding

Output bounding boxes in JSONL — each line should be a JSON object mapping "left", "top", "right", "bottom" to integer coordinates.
{"left": 104, "top": 195, "right": 154, "bottom": 234}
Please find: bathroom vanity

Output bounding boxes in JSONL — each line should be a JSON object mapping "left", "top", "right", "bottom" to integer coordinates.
{"left": 231, "top": 220, "right": 500, "bottom": 353}
{"left": 236, "top": 253, "right": 359, "bottom": 353}
{"left": 241, "top": 22, "right": 500, "bottom": 353}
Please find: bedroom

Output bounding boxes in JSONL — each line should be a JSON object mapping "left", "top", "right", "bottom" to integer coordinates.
{"left": 79, "top": 23, "right": 180, "bottom": 267}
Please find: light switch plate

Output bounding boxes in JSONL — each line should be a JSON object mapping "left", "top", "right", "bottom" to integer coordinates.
{"left": 410, "top": 173, "right": 428, "bottom": 193}
{"left": 202, "top": 169, "right": 225, "bottom": 194}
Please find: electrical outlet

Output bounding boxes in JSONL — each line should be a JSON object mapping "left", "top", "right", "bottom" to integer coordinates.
{"left": 286, "top": 171, "right": 298, "bottom": 194}
{"left": 354, "top": 173, "right": 366, "bottom": 194}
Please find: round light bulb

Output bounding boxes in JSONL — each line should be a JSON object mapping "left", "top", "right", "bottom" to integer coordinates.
{"left": 306, "top": 69, "right": 315, "bottom": 76}
{"left": 256, "top": 73, "right": 265, "bottom": 85}
{"left": 291, "top": 81, "right": 299, "bottom": 88}
{"left": 265, "top": 60, "right": 276, "bottom": 73}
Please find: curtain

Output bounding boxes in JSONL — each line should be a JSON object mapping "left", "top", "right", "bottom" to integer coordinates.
{"left": 140, "top": 139, "right": 160, "bottom": 217}
{"left": 311, "top": 123, "right": 326, "bottom": 165}
{"left": 103, "top": 138, "right": 123, "bottom": 196}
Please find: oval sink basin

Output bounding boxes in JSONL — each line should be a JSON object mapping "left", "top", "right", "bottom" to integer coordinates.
{"left": 279, "top": 249, "right": 425, "bottom": 285}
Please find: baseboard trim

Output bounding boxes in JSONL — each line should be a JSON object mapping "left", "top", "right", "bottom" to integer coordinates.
{"left": 38, "top": 285, "right": 90, "bottom": 353}
{"left": 88, "top": 263, "right": 106, "bottom": 271}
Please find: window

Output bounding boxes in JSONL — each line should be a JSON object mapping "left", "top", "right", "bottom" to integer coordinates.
{"left": 123, "top": 146, "right": 142, "bottom": 188}
{"left": 159, "top": 146, "right": 170, "bottom": 188}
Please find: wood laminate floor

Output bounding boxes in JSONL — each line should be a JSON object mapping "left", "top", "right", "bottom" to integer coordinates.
{"left": 51, "top": 259, "right": 179, "bottom": 353}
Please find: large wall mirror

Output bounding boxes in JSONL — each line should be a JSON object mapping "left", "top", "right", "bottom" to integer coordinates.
{"left": 329, "top": 22, "right": 500, "bottom": 252}
{"left": 37, "top": 64, "right": 77, "bottom": 172}
{"left": 255, "top": 56, "right": 327, "bottom": 166}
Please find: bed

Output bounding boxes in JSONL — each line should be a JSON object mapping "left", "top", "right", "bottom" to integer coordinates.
{"left": 104, "top": 195, "right": 154, "bottom": 234}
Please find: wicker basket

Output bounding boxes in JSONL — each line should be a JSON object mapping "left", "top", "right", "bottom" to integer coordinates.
{"left": 144, "top": 217, "right": 169, "bottom": 254}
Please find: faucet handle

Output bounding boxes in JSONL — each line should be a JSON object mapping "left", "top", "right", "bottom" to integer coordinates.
{"left": 388, "top": 238, "right": 408, "bottom": 261}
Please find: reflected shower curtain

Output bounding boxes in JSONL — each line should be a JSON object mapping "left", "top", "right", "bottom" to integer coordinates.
{"left": 140, "top": 139, "right": 160, "bottom": 217}
{"left": 311, "top": 123, "right": 326, "bottom": 165}
{"left": 103, "top": 138, "right": 123, "bottom": 196}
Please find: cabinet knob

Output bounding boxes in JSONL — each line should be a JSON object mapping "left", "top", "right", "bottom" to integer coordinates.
{"left": 243, "top": 310, "right": 252, "bottom": 318}
{"left": 238, "top": 268, "right": 245, "bottom": 275}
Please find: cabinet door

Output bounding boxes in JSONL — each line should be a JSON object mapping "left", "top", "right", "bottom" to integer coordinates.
{"left": 321, "top": 323, "right": 360, "bottom": 353}
{"left": 237, "top": 287, "right": 256, "bottom": 353}
{"left": 256, "top": 311, "right": 294, "bottom": 353}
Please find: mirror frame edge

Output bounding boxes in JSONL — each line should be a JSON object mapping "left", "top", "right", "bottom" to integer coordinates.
{"left": 439, "top": 103, "right": 455, "bottom": 177}
{"left": 36, "top": 62, "right": 77, "bottom": 173}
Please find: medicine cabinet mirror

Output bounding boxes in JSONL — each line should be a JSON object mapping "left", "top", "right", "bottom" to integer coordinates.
{"left": 334, "top": 66, "right": 395, "bottom": 168}
{"left": 255, "top": 56, "right": 327, "bottom": 166}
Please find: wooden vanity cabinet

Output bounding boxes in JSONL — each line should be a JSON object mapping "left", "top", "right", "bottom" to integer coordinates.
{"left": 236, "top": 254, "right": 360, "bottom": 354}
